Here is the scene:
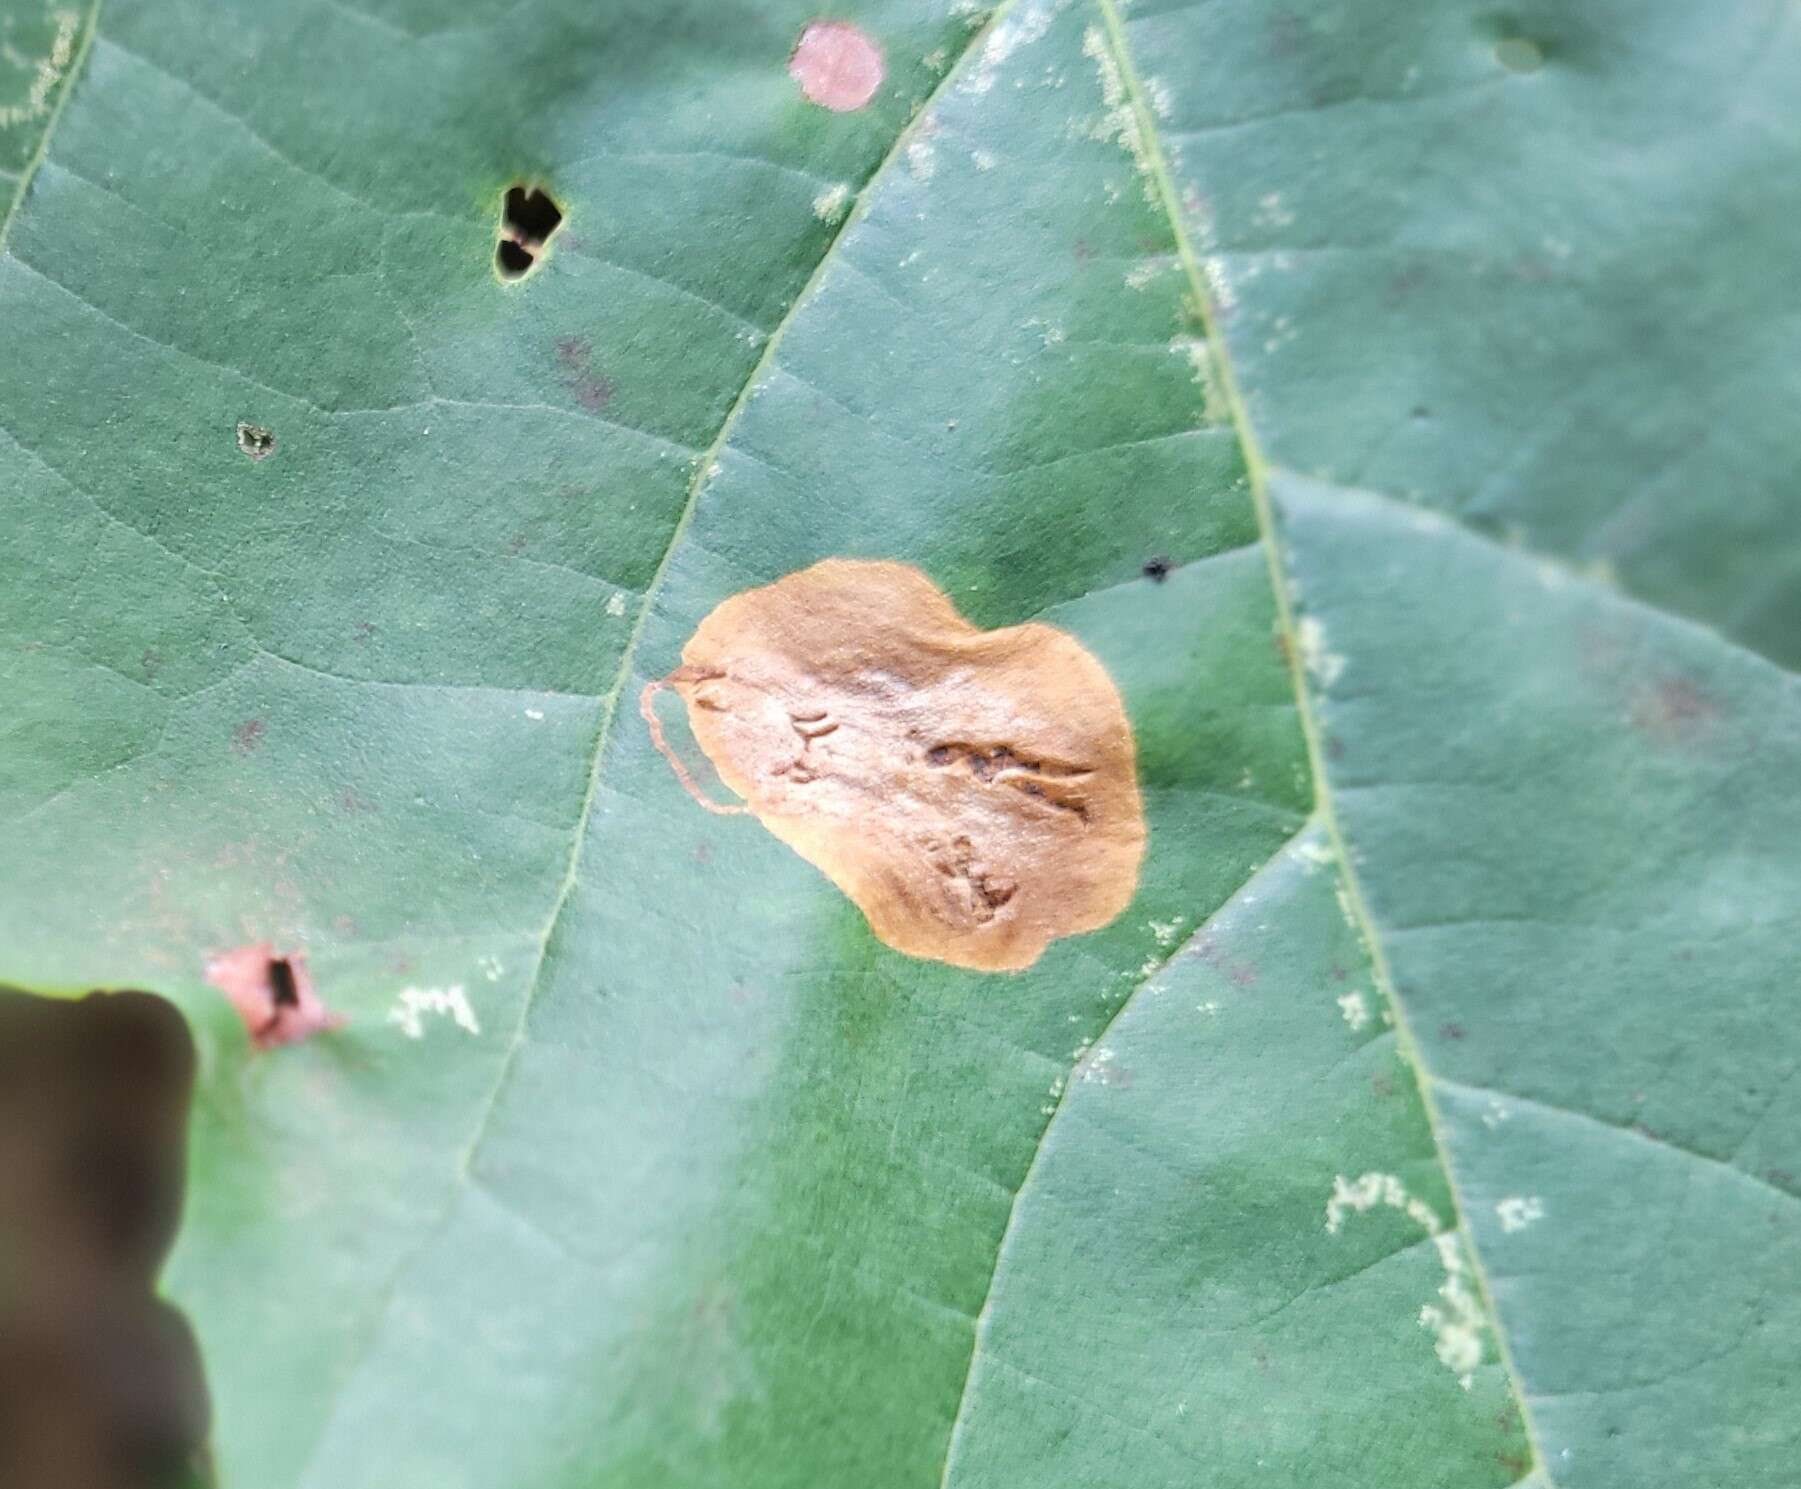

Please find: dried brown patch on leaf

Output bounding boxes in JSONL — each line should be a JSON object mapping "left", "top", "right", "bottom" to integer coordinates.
{"left": 203, "top": 943, "right": 342, "bottom": 1050}
{"left": 789, "top": 20, "right": 885, "bottom": 112}
{"left": 647, "top": 559, "right": 1145, "bottom": 971}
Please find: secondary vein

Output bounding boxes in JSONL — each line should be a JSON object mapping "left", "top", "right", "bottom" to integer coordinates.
{"left": 936, "top": 820, "right": 1314, "bottom": 1488}
{"left": 1089, "top": 0, "right": 1561, "bottom": 1482}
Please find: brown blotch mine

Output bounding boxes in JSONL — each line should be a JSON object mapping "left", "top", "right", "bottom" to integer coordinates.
{"left": 789, "top": 20, "right": 885, "bottom": 112}
{"left": 203, "top": 943, "right": 342, "bottom": 1051}
{"left": 645, "top": 559, "right": 1146, "bottom": 972}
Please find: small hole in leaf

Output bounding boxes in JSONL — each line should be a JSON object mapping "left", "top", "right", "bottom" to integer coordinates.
{"left": 1493, "top": 36, "right": 1544, "bottom": 72}
{"left": 235, "top": 422, "right": 276, "bottom": 461}
{"left": 266, "top": 957, "right": 298, "bottom": 1010}
{"left": 496, "top": 184, "right": 564, "bottom": 280}
{"left": 1142, "top": 556, "right": 1172, "bottom": 583}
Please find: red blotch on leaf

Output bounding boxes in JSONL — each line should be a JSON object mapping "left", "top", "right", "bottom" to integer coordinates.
{"left": 204, "top": 943, "right": 343, "bottom": 1051}
{"left": 789, "top": 20, "right": 884, "bottom": 112}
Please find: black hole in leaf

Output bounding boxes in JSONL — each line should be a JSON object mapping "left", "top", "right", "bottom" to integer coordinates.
{"left": 496, "top": 184, "right": 563, "bottom": 280}
{"left": 266, "top": 957, "right": 299, "bottom": 1010}
{"left": 235, "top": 422, "right": 276, "bottom": 461}
{"left": 1142, "top": 556, "right": 1172, "bottom": 582}
{"left": 503, "top": 185, "right": 563, "bottom": 245}
{"left": 496, "top": 238, "right": 536, "bottom": 278}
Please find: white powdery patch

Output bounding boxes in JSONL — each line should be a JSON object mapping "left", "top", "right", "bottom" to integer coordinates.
{"left": 1326, "top": 1172, "right": 1487, "bottom": 1387}
{"left": 1253, "top": 191, "right": 1295, "bottom": 230}
{"left": 906, "top": 136, "right": 937, "bottom": 180}
{"left": 1081, "top": 25, "right": 1155, "bottom": 201}
{"left": 811, "top": 182, "right": 850, "bottom": 222}
{"left": 606, "top": 592, "right": 628, "bottom": 618}
{"left": 1496, "top": 1195, "right": 1544, "bottom": 1233}
{"left": 1123, "top": 258, "right": 1165, "bottom": 291}
{"left": 962, "top": 0, "right": 1057, "bottom": 96}
{"left": 1297, "top": 615, "right": 1347, "bottom": 687}
{"left": 1337, "top": 991, "right": 1371, "bottom": 1031}
{"left": 1148, "top": 915, "right": 1185, "bottom": 946}
{"left": 1293, "top": 838, "right": 1336, "bottom": 875}
{"left": 388, "top": 985, "right": 480, "bottom": 1040}
{"left": 0, "top": 9, "right": 78, "bottom": 128}
{"left": 1171, "top": 337, "right": 1228, "bottom": 425}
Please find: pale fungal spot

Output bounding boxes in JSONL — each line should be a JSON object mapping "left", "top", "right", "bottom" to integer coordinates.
{"left": 606, "top": 592, "right": 628, "bottom": 618}
{"left": 1296, "top": 615, "right": 1346, "bottom": 687}
{"left": 811, "top": 182, "right": 851, "bottom": 222}
{"left": 645, "top": 559, "right": 1146, "bottom": 971}
{"left": 1493, "top": 35, "right": 1545, "bottom": 74}
{"left": 970, "top": 147, "right": 996, "bottom": 171}
{"left": 1145, "top": 75, "right": 1174, "bottom": 120}
{"left": 1481, "top": 1099, "right": 1513, "bottom": 1129}
{"left": 524, "top": 707, "right": 545, "bottom": 721}
{"left": 387, "top": 985, "right": 480, "bottom": 1040}
{"left": 1337, "top": 991, "right": 1371, "bottom": 1030}
{"left": 1123, "top": 259, "right": 1166, "bottom": 291}
{"left": 0, "top": 8, "right": 77, "bottom": 127}
{"left": 905, "top": 136, "right": 937, "bottom": 180}
{"left": 477, "top": 955, "right": 504, "bottom": 982}
{"left": 1327, "top": 1173, "right": 1486, "bottom": 1385}
{"left": 789, "top": 20, "right": 885, "bottom": 112}
{"left": 1253, "top": 191, "right": 1295, "bottom": 230}
{"left": 1148, "top": 916, "right": 1184, "bottom": 946}
{"left": 1496, "top": 1195, "right": 1544, "bottom": 1233}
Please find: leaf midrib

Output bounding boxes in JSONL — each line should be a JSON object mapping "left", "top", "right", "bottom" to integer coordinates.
{"left": 1089, "top": 0, "right": 1561, "bottom": 1484}
{"left": 0, "top": 0, "right": 103, "bottom": 254}
{"left": 288, "top": 8, "right": 1017, "bottom": 1476}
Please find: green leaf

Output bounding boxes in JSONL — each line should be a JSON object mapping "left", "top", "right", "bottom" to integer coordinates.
{"left": 1, "top": 1, "right": 1794, "bottom": 1487}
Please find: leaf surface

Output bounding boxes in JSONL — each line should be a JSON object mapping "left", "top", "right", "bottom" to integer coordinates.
{"left": 1, "top": 1, "right": 1795, "bottom": 1486}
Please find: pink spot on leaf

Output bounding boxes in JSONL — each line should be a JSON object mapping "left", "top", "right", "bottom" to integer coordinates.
{"left": 204, "top": 943, "right": 343, "bottom": 1051}
{"left": 231, "top": 719, "right": 265, "bottom": 755}
{"left": 789, "top": 20, "right": 884, "bottom": 112}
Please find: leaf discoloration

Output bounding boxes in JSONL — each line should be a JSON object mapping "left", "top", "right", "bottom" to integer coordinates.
{"left": 789, "top": 20, "right": 885, "bottom": 113}
{"left": 653, "top": 559, "right": 1145, "bottom": 971}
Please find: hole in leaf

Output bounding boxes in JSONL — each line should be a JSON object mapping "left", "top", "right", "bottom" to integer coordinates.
{"left": 495, "top": 184, "right": 564, "bottom": 280}
{"left": 266, "top": 956, "right": 299, "bottom": 1010}
{"left": 1141, "top": 556, "right": 1172, "bottom": 582}
{"left": 203, "top": 943, "right": 342, "bottom": 1051}
{"left": 0, "top": 988, "right": 212, "bottom": 1489}
{"left": 235, "top": 422, "right": 276, "bottom": 461}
